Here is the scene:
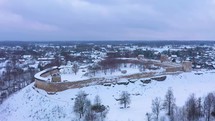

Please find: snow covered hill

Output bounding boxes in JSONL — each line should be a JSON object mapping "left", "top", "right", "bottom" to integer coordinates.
{"left": 0, "top": 70, "right": 215, "bottom": 121}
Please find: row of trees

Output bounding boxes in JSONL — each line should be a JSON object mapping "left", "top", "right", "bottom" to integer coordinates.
{"left": 87, "top": 58, "right": 145, "bottom": 76}
{"left": 148, "top": 88, "right": 215, "bottom": 121}
{"left": 106, "top": 49, "right": 158, "bottom": 59}
{"left": 0, "top": 58, "right": 37, "bottom": 103}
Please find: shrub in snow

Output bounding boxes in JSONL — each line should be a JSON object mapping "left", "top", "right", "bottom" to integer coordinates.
{"left": 121, "top": 70, "right": 127, "bottom": 74}
{"left": 51, "top": 105, "right": 66, "bottom": 119}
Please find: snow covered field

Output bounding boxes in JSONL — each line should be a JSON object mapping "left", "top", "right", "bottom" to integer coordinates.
{"left": 0, "top": 70, "right": 215, "bottom": 121}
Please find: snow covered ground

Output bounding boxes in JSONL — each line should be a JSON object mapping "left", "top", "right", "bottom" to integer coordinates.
{"left": 60, "top": 64, "right": 148, "bottom": 82}
{"left": 60, "top": 68, "right": 89, "bottom": 82}
{"left": 0, "top": 70, "right": 215, "bottom": 121}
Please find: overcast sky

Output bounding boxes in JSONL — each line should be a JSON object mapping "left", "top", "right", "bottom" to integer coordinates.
{"left": 0, "top": 0, "right": 215, "bottom": 41}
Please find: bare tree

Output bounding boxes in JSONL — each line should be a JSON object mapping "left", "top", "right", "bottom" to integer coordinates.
{"left": 151, "top": 97, "right": 162, "bottom": 121}
{"left": 72, "top": 63, "right": 79, "bottom": 75}
{"left": 212, "top": 101, "right": 215, "bottom": 119}
{"left": 88, "top": 64, "right": 101, "bottom": 76}
{"left": 204, "top": 93, "right": 215, "bottom": 121}
{"left": 92, "top": 95, "right": 108, "bottom": 121}
{"left": 83, "top": 95, "right": 108, "bottom": 121}
{"left": 94, "top": 95, "right": 101, "bottom": 106}
{"left": 197, "top": 97, "right": 203, "bottom": 118}
{"left": 138, "top": 64, "right": 145, "bottom": 72}
{"left": 84, "top": 109, "right": 96, "bottom": 121}
{"left": 73, "top": 91, "right": 88, "bottom": 119}
{"left": 5, "top": 61, "right": 12, "bottom": 81}
{"left": 146, "top": 113, "right": 152, "bottom": 121}
{"left": 83, "top": 99, "right": 93, "bottom": 121}
{"left": 185, "top": 94, "right": 199, "bottom": 121}
{"left": 28, "top": 67, "right": 37, "bottom": 82}
{"left": 53, "top": 55, "right": 62, "bottom": 66}
{"left": 174, "top": 106, "right": 187, "bottom": 121}
{"left": 119, "top": 91, "right": 131, "bottom": 108}
{"left": 163, "top": 88, "right": 175, "bottom": 117}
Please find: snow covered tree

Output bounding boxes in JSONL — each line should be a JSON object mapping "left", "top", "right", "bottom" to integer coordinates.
{"left": 163, "top": 88, "right": 175, "bottom": 117}
{"left": 204, "top": 93, "right": 215, "bottom": 121}
{"left": 119, "top": 91, "right": 131, "bottom": 108}
{"left": 73, "top": 91, "right": 89, "bottom": 119}
{"left": 72, "top": 63, "right": 79, "bottom": 75}
{"left": 151, "top": 97, "right": 162, "bottom": 121}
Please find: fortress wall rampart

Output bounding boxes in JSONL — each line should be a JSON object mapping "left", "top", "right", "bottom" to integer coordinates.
{"left": 34, "top": 60, "right": 192, "bottom": 92}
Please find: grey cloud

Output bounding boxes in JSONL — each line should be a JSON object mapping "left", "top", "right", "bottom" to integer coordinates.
{"left": 0, "top": 0, "right": 215, "bottom": 40}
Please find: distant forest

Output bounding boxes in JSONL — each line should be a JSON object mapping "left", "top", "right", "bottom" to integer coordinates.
{"left": 0, "top": 40, "right": 215, "bottom": 47}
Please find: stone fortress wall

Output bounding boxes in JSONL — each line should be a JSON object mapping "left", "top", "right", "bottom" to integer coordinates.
{"left": 34, "top": 66, "right": 106, "bottom": 92}
{"left": 34, "top": 59, "right": 192, "bottom": 92}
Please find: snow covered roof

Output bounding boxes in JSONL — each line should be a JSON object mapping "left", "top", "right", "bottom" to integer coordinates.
{"left": 23, "top": 55, "right": 31, "bottom": 58}
{"left": 38, "top": 58, "right": 55, "bottom": 61}
{"left": 171, "top": 55, "right": 177, "bottom": 58}
{"left": 0, "top": 58, "right": 6, "bottom": 61}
